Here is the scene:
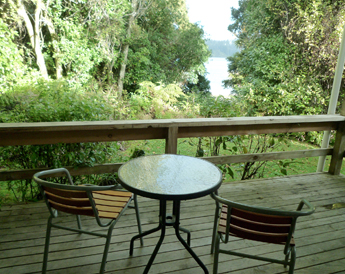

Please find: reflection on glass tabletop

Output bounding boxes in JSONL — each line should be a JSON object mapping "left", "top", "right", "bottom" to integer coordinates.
{"left": 118, "top": 154, "right": 222, "bottom": 199}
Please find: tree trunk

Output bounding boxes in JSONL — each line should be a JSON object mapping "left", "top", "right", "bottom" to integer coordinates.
{"left": 117, "top": 0, "right": 139, "bottom": 97}
{"left": 17, "top": 0, "right": 49, "bottom": 79}
{"left": 43, "top": 11, "right": 63, "bottom": 79}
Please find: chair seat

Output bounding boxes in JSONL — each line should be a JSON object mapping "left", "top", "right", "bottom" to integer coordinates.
{"left": 93, "top": 190, "right": 133, "bottom": 219}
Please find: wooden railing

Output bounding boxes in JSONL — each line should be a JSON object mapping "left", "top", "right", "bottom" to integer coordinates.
{"left": 1, "top": 115, "right": 345, "bottom": 181}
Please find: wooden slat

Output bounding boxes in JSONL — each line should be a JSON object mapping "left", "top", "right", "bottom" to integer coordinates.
{"left": 93, "top": 190, "right": 132, "bottom": 219}
{"left": 95, "top": 205, "right": 124, "bottom": 213}
{"left": 92, "top": 192, "right": 132, "bottom": 202}
{"left": 204, "top": 148, "right": 333, "bottom": 165}
{"left": 218, "top": 205, "right": 294, "bottom": 244}
{"left": 98, "top": 211, "right": 120, "bottom": 219}
{"left": 0, "top": 128, "right": 166, "bottom": 146}
{"left": 0, "top": 148, "right": 333, "bottom": 181}
{"left": 45, "top": 192, "right": 91, "bottom": 207}
{"left": 48, "top": 199, "right": 94, "bottom": 216}
{"left": 0, "top": 115, "right": 343, "bottom": 146}
{"left": 0, "top": 114, "right": 343, "bottom": 182}
{"left": 93, "top": 198, "right": 127, "bottom": 207}
{"left": 177, "top": 122, "right": 338, "bottom": 138}
{"left": 44, "top": 186, "right": 88, "bottom": 198}
{"left": 218, "top": 223, "right": 290, "bottom": 244}
{"left": 93, "top": 190, "right": 132, "bottom": 197}
{"left": 231, "top": 207, "right": 293, "bottom": 224}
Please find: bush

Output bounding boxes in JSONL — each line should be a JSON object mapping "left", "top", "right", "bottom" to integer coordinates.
{"left": 0, "top": 79, "right": 118, "bottom": 202}
{"left": 127, "top": 81, "right": 200, "bottom": 119}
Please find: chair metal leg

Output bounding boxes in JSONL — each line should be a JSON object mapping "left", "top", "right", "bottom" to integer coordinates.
{"left": 42, "top": 216, "right": 53, "bottom": 274}
{"left": 99, "top": 221, "right": 117, "bottom": 274}
{"left": 76, "top": 215, "right": 82, "bottom": 230}
{"left": 211, "top": 201, "right": 220, "bottom": 254}
{"left": 133, "top": 194, "right": 144, "bottom": 246}
{"left": 213, "top": 233, "right": 220, "bottom": 274}
{"left": 284, "top": 250, "right": 290, "bottom": 268}
{"left": 289, "top": 246, "right": 296, "bottom": 274}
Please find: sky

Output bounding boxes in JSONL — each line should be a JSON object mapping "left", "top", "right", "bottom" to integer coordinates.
{"left": 186, "top": 0, "right": 239, "bottom": 41}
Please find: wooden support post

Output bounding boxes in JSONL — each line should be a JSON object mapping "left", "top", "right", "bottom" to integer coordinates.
{"left": 329, "top": 121, "right": 345, "bottom": 175}
{"left": 165, "top": 126, "right": 178, "bottom": 154}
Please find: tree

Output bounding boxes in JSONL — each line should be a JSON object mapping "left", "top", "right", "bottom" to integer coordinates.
{"left": 118, "top": 0, "right": 140, "bottom": 97}
{"left": 224, "top": 0, "right": 345, "bottom": 117}
{"left": 16, "top": 0, "right": 49, "bottom": 79}
{"left": 6, "top": 0, "right": 129, "bottom": 83}
{"left": 118, "top": 0, "right": 210, "bottom": 93}
{"left": 2, "top": 0, "right": 209, "bottom": 93}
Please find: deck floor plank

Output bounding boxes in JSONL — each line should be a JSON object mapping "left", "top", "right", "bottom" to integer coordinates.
{"left": 1, "top": 172, "right": 345, "bottom": 273}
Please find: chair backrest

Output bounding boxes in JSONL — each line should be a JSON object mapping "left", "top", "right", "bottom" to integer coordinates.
{"left": 221, "top": 205, "right": 294, "bottom": 244}
{"left": 42, "top": 185, "right": 94, "bottom": 216}
{"left": 212, "top": 192, "right": 315, "bottom": 252}
{"left": 33, "top": 168, "right": 120, "bottom": 226}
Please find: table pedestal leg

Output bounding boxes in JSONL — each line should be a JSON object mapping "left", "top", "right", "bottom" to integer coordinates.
{"left": 131, "top": 199, "right": 208, "bottom": 274}
{"left": 142, "top": 200, "right": 167, "bottom": 274}
{"left": 173, "top": 200, "right": 209, "bottom": 274}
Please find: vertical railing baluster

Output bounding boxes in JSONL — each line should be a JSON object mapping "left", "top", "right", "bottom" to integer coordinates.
{"left": 329, "top": 121, "right": 345, "bottom": 175}
{"left": 165, "top": 126, "right": 178, "bottom": 154}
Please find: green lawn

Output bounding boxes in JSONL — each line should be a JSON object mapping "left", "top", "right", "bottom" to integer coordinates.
{"left": 1, "top": 137, "right": 344, "bottom": 206}
{"left": 113, "top": 137, "right": 344, "bottom": 181}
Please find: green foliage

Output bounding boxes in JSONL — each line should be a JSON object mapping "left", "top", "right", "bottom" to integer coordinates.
{"left": 0, "top": 79, "right": 113, "bottom": 122}
{"left": 2, "top": 0, "right": 209, "bottom": 94}
{"left": 226, "top": 0, "right": 345, "bottom": 116}
{"left": 0, "top": 79, "right": 118, "bottom": 202}
{"left": 127, "top": 81, "right": 199, "bottom": 119}
{"left": 183, "top": 74, "right": 211, "bottom": 94}
{"left": 196, "top": 94, "right": 244, "bottom": 118}
{"left": 0, "top": 19, "right": 26, "bottom": 92}
{"left": 223, "top": 0, "right": 345, "bottom": 145}
{"left": 121, "top": 0, "right": 211, "bottom": 91}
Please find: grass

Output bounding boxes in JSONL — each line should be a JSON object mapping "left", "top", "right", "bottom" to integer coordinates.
{"left": 112, "top": 136, "right": 345, "bottom": 181}
{"left": 1, "top": 136, "right": 344, "bottom": 206}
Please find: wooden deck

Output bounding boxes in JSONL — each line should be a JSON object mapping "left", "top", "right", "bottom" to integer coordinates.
{"left": 1, "top": 172, "right": 345, "bottom": 274}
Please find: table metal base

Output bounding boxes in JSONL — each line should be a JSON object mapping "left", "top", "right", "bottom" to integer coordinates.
{"left": 130, "top": 200, "right": 209, "bottom": 274}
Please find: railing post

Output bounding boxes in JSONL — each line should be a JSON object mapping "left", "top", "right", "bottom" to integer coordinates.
{"left": 329, "top": 121, "right": 345, "bottom": 175}
{"left": 165, "top": 126, "right": 178, "bottom": 154}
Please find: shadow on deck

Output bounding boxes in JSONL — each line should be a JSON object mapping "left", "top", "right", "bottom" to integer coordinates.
{"left": 1, "top": 172, "right": 345, "bottom": 274}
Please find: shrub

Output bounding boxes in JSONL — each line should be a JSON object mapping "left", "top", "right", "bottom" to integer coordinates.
{"left": 0, "top": 79, "right": 118, "bottom": 202}
{"left": 128, "top": 81, "right": 200, "bottom": 119}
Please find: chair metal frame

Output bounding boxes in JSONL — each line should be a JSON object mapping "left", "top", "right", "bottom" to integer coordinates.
{"left": 33, "top": 168, "right": 143, "bottom": 274}
{"left": 210, "top": 192, "right": 315, "bottom": 274}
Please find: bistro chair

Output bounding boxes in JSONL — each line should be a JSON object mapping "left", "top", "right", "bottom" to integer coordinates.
{"left": 33, "top": 168, "right": 143, "bottom": 274}
{"left": 210, "top": 192, "right": 315, "bottom": 274}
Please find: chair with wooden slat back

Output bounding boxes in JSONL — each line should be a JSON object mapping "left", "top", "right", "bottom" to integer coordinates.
{"left": 210, "top": 192, "right": 315, "bottom": 274}
{"left": 33, "top": 168, "right": 143, "bottom": 274}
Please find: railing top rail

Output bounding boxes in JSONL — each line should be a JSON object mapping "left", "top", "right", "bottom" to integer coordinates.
{"left": 0, "top": 115, "right": 344, "bottom": 132}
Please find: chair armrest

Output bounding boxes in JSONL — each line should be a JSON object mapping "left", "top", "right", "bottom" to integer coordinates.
{"left": 297, "top": 199, "right": 315, "bottom": 215}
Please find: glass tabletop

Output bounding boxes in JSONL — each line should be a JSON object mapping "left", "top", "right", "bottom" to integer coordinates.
{"left": 118, "top": 154, "right": 222, "bottom": 200}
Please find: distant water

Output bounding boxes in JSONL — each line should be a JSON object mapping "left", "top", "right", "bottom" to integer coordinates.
{"left": 205, "top": 57, "right": 232, "bottom": 97}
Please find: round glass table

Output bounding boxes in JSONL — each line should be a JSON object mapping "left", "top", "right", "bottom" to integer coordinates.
{"left": 118, "top": 154, "right": 222, "bottom": 274}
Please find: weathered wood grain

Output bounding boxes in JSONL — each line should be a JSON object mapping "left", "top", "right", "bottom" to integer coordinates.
{"left": 1, "top": 172, "right": 345, "bottom": 274}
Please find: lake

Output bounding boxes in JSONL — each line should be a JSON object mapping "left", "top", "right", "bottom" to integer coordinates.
{"left": 204, "top": 57, "right": 232, "bottom": 97}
